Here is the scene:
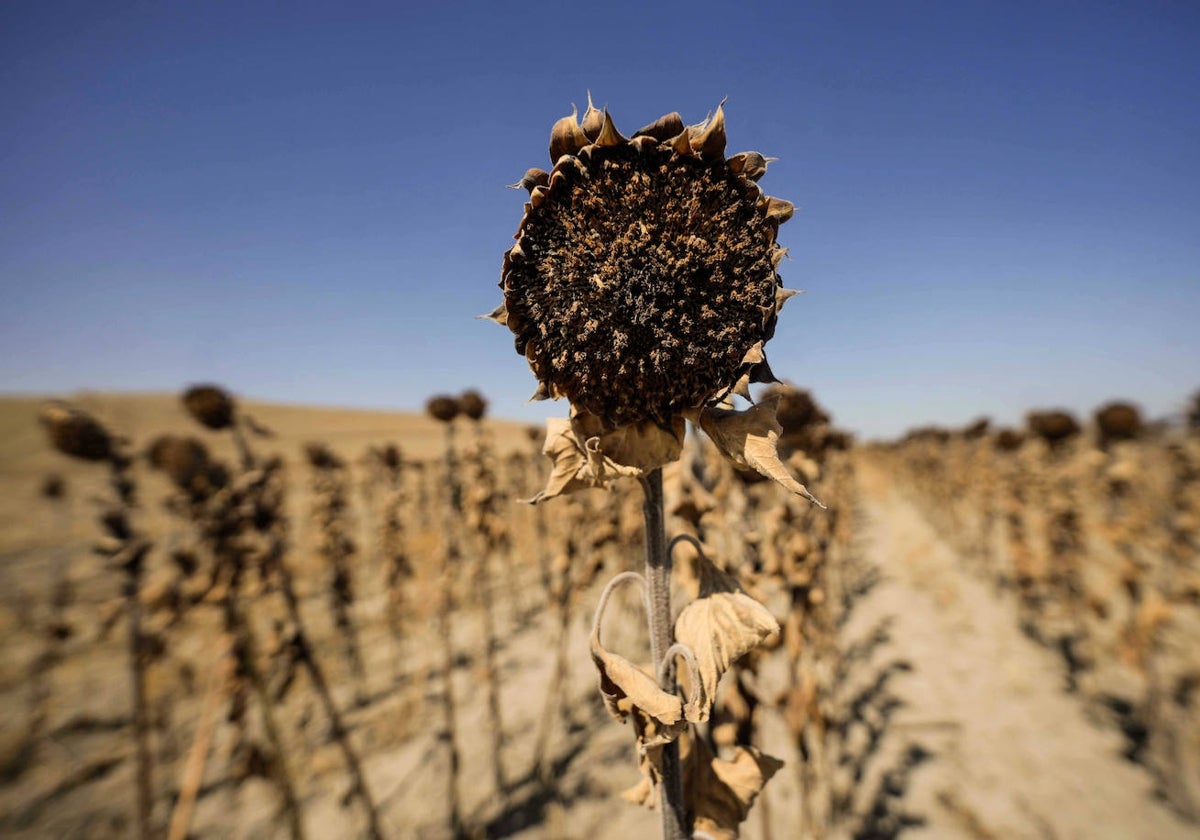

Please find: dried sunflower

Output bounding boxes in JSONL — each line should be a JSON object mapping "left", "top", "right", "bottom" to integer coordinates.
{"left": 489, "top": 97, "right": 816, "bottom": 505}
{"left": 39, "top": 401, "right": 113, "bottom": 462}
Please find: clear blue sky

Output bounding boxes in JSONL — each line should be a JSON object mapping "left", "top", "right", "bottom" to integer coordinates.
{"left": 3, "top": 0, "right": 1197, "bottom": 438}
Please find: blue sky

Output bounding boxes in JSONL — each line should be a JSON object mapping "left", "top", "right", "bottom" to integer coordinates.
{"left": 2, "top": 0, "right": 1197, "bottom": 438}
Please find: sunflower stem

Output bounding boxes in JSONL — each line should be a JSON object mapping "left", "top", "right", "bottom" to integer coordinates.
{"left": 640, "top": 469, "right": 688, "bottom": 840}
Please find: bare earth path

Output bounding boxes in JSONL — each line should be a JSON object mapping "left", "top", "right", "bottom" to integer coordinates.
{"left": 842, "top": 462, "right": 1198, "bottom": 840}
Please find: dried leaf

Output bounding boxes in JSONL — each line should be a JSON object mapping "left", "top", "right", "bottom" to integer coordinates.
{"left": 527, "top": 414, "right": 684, "bottom": 503}
{"left": 686, "top": 736, "right": 784, "bottom": 840}
{"left": 589, "top": 576, "right": 686, "bottom": 735}
{"left": 590, "top": 643, "right": 684, "bottom": 729}
{"left": 666, "top": 128, "right": 694, "bottom": 156}
{"left": 697, "top": 397, "right": 824, "bottom": 507}
{"left": 673, "top": 552, "right": 779, "bottom": 722}
{"left": 527, "top": 419, "right": 591, "bottom": 503}
{"left": 571, "top": 411, "right": 686, "bottom": 476}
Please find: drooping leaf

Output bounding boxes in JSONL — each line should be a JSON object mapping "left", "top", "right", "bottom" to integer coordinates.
{"left": 589, "top": 573, "right": 686, "bottom": 741}
{"left": 527, "top": 418, "right": 592, "bottom": 503}
{"left": 673, "top": 551, "right": 779, "bottom": 723}
{"left": 571, "top": 411, "right": 685, "bottom": 476}
{"left": 697, "top": 396, "right": 824, "bottom": 507}
{"left": 686, "top": 735, "right": 784, "bottom": 840}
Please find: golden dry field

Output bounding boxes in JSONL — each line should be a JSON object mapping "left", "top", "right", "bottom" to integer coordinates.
{"left": 1, "top": 389, "right": 1198, "bottom": 839}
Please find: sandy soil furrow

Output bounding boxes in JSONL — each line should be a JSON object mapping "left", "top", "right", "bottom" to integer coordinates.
{"left": 847, "top": 463, "right": 1196, "bottom": 840}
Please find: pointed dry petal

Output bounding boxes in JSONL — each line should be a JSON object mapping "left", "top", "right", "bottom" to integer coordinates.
{"left": 686, "top": 111, "right": 712, "bottom": 142}
{"left": 581, "top": 91, "right": 604, "bottom": 141}
{"left": 740, "top": 341, "right": 765, "bottom": 367}
{"left": 770, "top": 246, "right": 790, "bottom": 269}
{"left": 507, "top": 167, "right": 549, "bottom": 192}
{"left": 727, "top": 151, "right": 774, "bottom": 181}
{"left": 478, "top": 302, "right": 508, "bottom": 326}
{"left": 595, "top": 109, "right": 627, "bottom": 147}
{"left": 528, "top": 381, "right": 550, "bottom": 402}
{"left": 692, "top": 101, "right": 727, "bottom": 159}
{"left": 698, "top": 397, "right": 824, "bottom": 506}
{"left": 749, "top": 357, "right": 780, "bottom": 385}
{"left": 629, "top": 135, "right": 659, "bottom": 153}
{"left": 667, "top": 129, "right": 693, "bottom": 156}
{"left": 549, "top": 106, "right": 589, "bottom": 163}
{"left": 731, "top": 372, "right": 753, "bottom": 402}
{"left": 763, "top": 196, "right": 794, "bottom": 223}
{"left": 634, "top": 112, "right": 685, "bottom": 142}
{"left": 530, "top": 185, "right": 549, "bottom": 208}
{"left": 775, "top": 287, "right": 801, "bottom": 311}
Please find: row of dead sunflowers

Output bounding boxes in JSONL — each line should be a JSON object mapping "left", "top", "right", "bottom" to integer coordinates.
{"left": 15, "top": 380, "right": 878, "bottom": 839}
{"left": 872, "top": 395, "right": 1200, "bottom": 819}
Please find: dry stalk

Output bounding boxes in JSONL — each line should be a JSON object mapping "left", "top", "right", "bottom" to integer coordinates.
{"left": 260, "top": 511, "right": 385, "bottom": 840}
{"left": 305, "top": 444, "right": 368, "bottom": 700}
{"left": 166, "top": 638, "right": 234, "bottom": 840}
{"left": 429, "top": 396, "right": 467, "bottom": 838}
{"left": 462, "top": 417, "right": 510, "bottom": 796}
{"left": 39, "top": 402, "right": 156, "bottom": 839}
{"left": 373, "top": 444, "right": 413, "bottom": 685}
{"left": 640, "top": 469, "right": 688, "bottom": 840}
{"left": 229, "top": 432, "right": 383, "bottom": 839}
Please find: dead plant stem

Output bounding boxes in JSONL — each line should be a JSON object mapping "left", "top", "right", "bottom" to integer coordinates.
{"left": 640, "top": 469, "right": 688, "bottom": 840}
{"left": 440, "top": 423, "right": 467, "bottom": 839}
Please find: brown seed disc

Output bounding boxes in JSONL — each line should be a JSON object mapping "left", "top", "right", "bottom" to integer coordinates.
{"left": 504, "top": 142, "right": 779, "bottom": 427}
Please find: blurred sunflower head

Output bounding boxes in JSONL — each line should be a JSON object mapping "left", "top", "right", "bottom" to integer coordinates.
{"left": 39, "top": 401, "right": 113, "bottom": 462}
{"left": 489, "top": 98, "right": 817, "bottom": 505}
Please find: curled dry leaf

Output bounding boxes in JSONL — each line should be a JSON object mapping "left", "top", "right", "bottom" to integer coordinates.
{"left": 528, "top": 418, "right": 592, "bottom": 503}
{"left": 626, "top": 729, "right": 784, "bottom": 839}
{"left": 619, "top": 705, "right": 684, "bottom": 808}
{"left": 686, "top": 735, "right": 784, "bottom": 840}
{"left": 589, "top": 574, "right": 686, "bottom": 744}
{"left": 527, "top": 412, "right": 686, "bottom": 503}
{"left": 695, "top": 395, "right": 824, "bottom": 507}
{"left": 673, "top": 549, "right": 779, "bottom": 722}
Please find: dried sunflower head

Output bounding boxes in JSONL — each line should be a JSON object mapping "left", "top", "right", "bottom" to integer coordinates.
{"left": 182, "top": 385, "right": 236, "bottom": 431}
{"left": 426, "top": 395, "right": 460, "bottom": 424}
{"left": 146, "top": 434, "right": 211, "bottom": 490}
{"left": 458, "top": 389, "right": 488, "bottom": 421}
{"left": 489, "top": 98, "right": 817, "bottom": 505}
{"left": 39, "top": 401, "right": 113, "bottom": 462}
